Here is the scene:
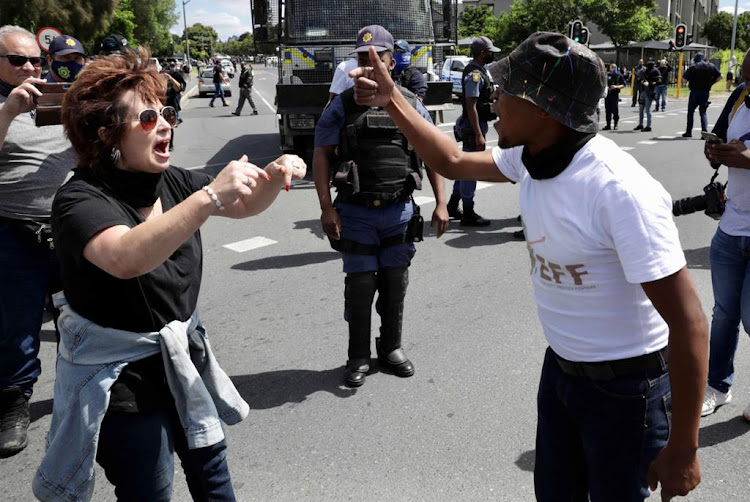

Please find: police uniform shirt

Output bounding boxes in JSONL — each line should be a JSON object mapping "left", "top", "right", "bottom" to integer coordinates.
{"left": 314, "top": 91, "right": 433, "bottom": 148}
{"left": 607, "top": 71, "right": 624, "bottom": 95}
{"left": 463, "top": 69, "right": 486, "bottom": 103}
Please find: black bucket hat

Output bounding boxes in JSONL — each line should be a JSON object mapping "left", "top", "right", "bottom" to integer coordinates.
{"left": 489, "top": 32, "right": 606, "bottom": 133}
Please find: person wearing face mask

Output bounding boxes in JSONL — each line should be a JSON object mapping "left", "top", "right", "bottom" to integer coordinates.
{"left": 0, "top": 25, "right": 76, "bottom": 459}
{"left": 45, "top": 35, "right": 86, "bottom": 83}
{"left": 447, "top": 36, "right": 499, "bottom": 227}
{"left": 392, "top": 40, "right": 426, "bottom": 100}
{"left": 32, "top": 48, "right": 306, "bottom": 501}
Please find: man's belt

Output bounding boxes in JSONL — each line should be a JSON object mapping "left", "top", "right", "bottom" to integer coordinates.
{"left": 553, "top": 347, "right": 668, "bottom": 382}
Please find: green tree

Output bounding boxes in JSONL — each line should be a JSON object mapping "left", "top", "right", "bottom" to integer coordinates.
{"left": 579, "top": 0, "right": 670, "bottom": 48}
{"left": 0, "top": 0, "right": 117, "bottom": 52}
{"left": 458, "top": 5, "right": 495, "bottom": 38}
{"left": 130, "top": 0, "right": 178, "bottom": 55}
{"left": 498, "top": 0, "right": 579, "bottom": 52}
{"left": 106, "top": 0, "right": 137, "bottom": 45}
{"left": 186, "top": 23, "right": 218, "bottom": 59}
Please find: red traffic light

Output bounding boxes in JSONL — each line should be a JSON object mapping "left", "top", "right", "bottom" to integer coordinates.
{"left": 675, "top": 23, "right": 687, "bottom": 49}
{"left": 676, "top": 26, "right": 685, "bottom": 34}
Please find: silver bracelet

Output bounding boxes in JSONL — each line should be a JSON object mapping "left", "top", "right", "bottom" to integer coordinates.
{"left": 202, "top": 185, "right": 225, "bottom": 211}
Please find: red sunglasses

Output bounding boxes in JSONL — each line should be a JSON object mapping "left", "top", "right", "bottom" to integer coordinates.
{"left": 129, "top": 106, "right": 177, "bottom": 130}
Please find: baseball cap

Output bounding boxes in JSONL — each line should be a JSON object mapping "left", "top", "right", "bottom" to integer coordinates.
{"left": 470, "top": 36, "right": 501, "bottom": 55}
{"left": 99, "top": 34, "right": 134, "bottom": 55}
{"left": 49, "top": 35, "right": 85, "bottom": 57}
{"left": 489, "top": 32, "right": 606, "bottom": 133}
{"left": 353, "top": 25, "right": 394, "bottom": 53}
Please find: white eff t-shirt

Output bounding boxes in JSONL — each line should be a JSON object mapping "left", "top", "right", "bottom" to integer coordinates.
{"left": 720, "top": 103, "right": 750, "bottom": 236}
{"left": 492, "top": 135, "right": 686, "bottom": 362}
{"left": 329, "top": 59, "right": 358, "bottom": 95}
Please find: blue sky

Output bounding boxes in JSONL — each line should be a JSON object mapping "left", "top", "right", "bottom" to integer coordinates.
{"left": 173, "top": 0, "right": 745, "bottom": 42}
{"left": 171, "top": 0, "right": 252, "bottom": 41}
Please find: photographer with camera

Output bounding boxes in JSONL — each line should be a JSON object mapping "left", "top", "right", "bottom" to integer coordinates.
{"left": 0, "top": 25, "right": 78, "bottom": 458}
{"left": 698, "top": 49, "right": 750, "bottom": 419}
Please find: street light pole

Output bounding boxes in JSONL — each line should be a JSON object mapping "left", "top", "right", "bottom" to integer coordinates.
{"left": 182, "top": 0, "right": 191, "bottom": 73}
{"left": 730, "top": 0, "right": 739, "bottom": 73}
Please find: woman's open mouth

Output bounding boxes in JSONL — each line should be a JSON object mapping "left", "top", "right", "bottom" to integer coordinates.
{"left": 153, "top": 138, "right": 171, "bottom": 159}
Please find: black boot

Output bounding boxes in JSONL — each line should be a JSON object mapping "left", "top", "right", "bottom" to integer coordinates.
{"left": 446, "top": 193, "right": 462, "bottom": 219}
{"left": 460, "top": 201, "right": 490, "bottom": 227}
{"left": 0, "top": 389, "right": 30, "bottom": 458}
{"left": 376, "top": 267, "right": 414, "bottom": 378}
{"left": 344, "top": 272, "right": 377, "bottom": 387}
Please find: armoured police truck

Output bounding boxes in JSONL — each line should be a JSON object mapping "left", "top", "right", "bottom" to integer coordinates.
{"left": 252, "top": 0, "right": 457, "bottom": 162}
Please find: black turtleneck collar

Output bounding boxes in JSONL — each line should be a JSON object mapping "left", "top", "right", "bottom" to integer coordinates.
{"left": 95, "top": 162, "right": 166, "bottom": 209}
{"left": 0, "top": 78, "right": 15, "bottom": 97}
{"left": 521, "top": 131, "right": 596, "bottom": 180}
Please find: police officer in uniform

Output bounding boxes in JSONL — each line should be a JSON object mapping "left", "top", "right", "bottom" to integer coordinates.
{"left": 392, "top": 40, "right": 427, "bottom": 100}
{"left": 681, "top": 52, "right": 722, "bottom": 138}
{"left": 602, "top": 63, "right": 624, "bottom": 130}
{"left": 448, "top": 36, "right": 499, "bottom": 226}
{"left": 313, "top": 25, "right": 449, "bottom": 388}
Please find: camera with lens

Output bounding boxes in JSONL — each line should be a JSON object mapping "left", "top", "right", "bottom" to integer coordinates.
{"left": 672, "top": 180, "right": 726, "bottom": 220}
{"left": 32, "top": 82, "right": 71, "bottom": 127}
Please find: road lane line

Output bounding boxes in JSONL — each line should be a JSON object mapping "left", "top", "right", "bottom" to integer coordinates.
{"left": 657, "top": 136, "right": 675, "bottom": 139}
{"left": 621, "top": 146, "right": 634, "bottom": 151}
{"left": 638, "top": 141, "right": 658, "bottom": 145}
{"left": 413, "top": 196, "right": 436, "bottom": 206}
{"left": 476, "top": 182, "right": 494, "bottom": 190}
{"left": 253, "top": 88, "right": 276, "bottom": 113}
{"left": 223, "top": 236, "right": 277, "bottom": 253}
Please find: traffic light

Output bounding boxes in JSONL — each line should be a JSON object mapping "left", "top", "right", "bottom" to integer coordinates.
{"left": 669, "top": 40, "right": 676, "bottom": 51}
{"left": 687, "top": 33, "right": 694, "bottom": 45}
{"left": 580, "top": 27, "right": 589, "bottom": 46}
{"left": 675, "top": 23, "right": 687, "bottom": 49}
{"left": 570, "top": 20, "right": 583, "bottom": 43}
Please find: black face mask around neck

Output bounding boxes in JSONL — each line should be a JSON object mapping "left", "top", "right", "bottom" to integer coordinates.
{"left": 521, "top": 130, "right": 596, "bottom": 180}
{"left": 96, "top": 162, "right": 165, "bottom": 209}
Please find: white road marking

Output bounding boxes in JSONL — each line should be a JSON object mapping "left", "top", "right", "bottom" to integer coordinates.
{"left": 621, "top": 146, "right": 635, "bottom": 151}
{"left": 638, "top": 141, "right": 658, "bottom": 145}
{"left": 657, "top": 136, "right": 675, "bottom": 139}
{"left": 438, "top": 122, "right": 455, "bottom": 128}
{"left": 476, "top": 182, "right": 494, "bottom": 190}
{"left": 253, "top": 87, "right": 276, "bottom": 113}
{"left": 223, "top": 236, "right": 277, "bottom": 253}
{"left": 413, "top": 196, "right": 436, "bottom": 206}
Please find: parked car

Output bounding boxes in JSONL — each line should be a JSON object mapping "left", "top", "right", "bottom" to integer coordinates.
{"left": 439, "top": 55, "right": 472, "bottom": 97}
{"left": 220, "top": 59, "right": 235, "bottom": 78}
{"left": 198, "top": 69, "right": 232, "bottom": 97}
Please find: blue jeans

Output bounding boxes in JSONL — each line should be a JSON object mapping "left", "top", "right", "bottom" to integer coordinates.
{"left": 535, "top": 348, "right": 671, "bottom": 501}
{"left": 453, "top": 121, "right": 489, "bottom": 202}
{"left": 0, "top": 222, "right": 60, "bottom": 398}
{"left": 707, "top": 227, "right": 750, "bottom": 393}
{"left": 337, "top": 201, "right": 415, "bottom": 274}
{"left": 638, "top": 92, "right": 653, "bottom": 127}
{"left": 210, "top": 83, "right": 226, "bottom": 105}
{"left": 96, "top": 408, "right": 236, "bottom": 501}
{"left": 687, "top": 90, "right": 710, "bottom": 133}
{"left": 654, "top": 85, "right": 667, "bottom": 110}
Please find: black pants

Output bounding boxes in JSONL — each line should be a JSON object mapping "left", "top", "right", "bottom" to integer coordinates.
{"left": 605, "top": 94, "right": 619, "bottom": 127}
{"left": 631, "top": 85, "right": 639, "bottom": 107}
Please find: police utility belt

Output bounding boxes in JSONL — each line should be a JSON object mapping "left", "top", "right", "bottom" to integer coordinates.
{"left": 552, "top": 347, "right": 668, "bottom": 382}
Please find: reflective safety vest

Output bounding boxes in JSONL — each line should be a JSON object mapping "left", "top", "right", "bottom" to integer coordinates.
{"left": 334, "top": 86, "right": 422, "bottom": 207}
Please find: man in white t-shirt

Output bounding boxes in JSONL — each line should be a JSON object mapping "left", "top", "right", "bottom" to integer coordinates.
{"left": 350, "top": 32, "right": 708, "bottom": 501}
{"left": 328, "top": 58, "right": 358, "bottom": 103}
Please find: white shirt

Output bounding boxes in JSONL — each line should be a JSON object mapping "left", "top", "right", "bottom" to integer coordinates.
{"left": 493, "top": 135, "right": 686, "bottom": 361}
{"left": 720, "top": 102, "right": 750, "bottom": 236}
{"left": 329, "top": 59, "right": 358, "bottom": 95}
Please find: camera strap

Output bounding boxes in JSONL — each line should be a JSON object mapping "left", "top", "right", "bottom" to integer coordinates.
{"left": 709, "top": 167, "right": 720, "bottom": 184}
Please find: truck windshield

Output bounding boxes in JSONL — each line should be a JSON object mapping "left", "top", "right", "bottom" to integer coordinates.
{"left": 284, "top": 0, "right": 433, "bottom": 43}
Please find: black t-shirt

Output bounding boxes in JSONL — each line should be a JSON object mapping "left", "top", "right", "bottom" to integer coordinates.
{"left": 607, "top": 71, "right": 625, "bottom": 95}
{"left": 52, "top": 166, "right": 212, "bottom": 411}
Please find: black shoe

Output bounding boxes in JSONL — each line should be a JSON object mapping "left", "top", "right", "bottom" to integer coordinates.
{"left": 602, "top": 125, "right": 611, "bottom": 131}
{"left": 209, "top": 102, "right": 214, "bottom": 107}
{"left": 0, "top": 390, "right": 30, "bottom": 459}
{"left": 513, "top": 229, "right": 525, "bottom": 240}
{"left": 446, "top": 194, "right": 462, "bottom": 219}
{"left": 252, "top": 110, "right": 259, "bottom": 115}
{"left": 642, "top": 126, "right": 652, "bottom": 132}
{"left": 634, "top": 124, "right": 643, "bottom": 130}
{"left": 222, "top": 103, "right": 230, "bottom": 107}
{"left": 232, "top": 111, "right": 240, "bottom": 116}
{"left": 376, "top": 338, "right": 414, "bottom": 378}
{"left": 344, "top": 359, "right": 370, "bottom": 388}
{"left": 613, "top": 124, "right": 618, "bottom": 130}
{"left": 460, "top": 202, "right": 490, "bottom": 227}
{"left": 682, "top": 132, "right": 692, "bottom": 138}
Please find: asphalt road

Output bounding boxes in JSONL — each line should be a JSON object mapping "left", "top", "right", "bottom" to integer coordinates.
{"left": 2, "top": 67, "right": 749, "bottom": 501}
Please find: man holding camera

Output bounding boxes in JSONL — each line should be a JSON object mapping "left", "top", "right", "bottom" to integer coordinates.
{"left": 351, "top": 31, "right": 708, "bottom": 501}
{"left": 0, "top": 25, "right": 76, "bottom": 458}
{"left": 701, "top": 49, "right": 750, "bottom": 420}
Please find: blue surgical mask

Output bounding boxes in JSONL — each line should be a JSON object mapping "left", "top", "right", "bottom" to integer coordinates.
{"left": 51, "top": 60, "right": 84, "bottom": 82}
{"left": 393, "top": 52, "right": 411, "bottom": 74}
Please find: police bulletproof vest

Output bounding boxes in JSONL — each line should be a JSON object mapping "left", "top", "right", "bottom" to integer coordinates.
{"left": 335, "top": 87, "right": 422, "bottom": 206}
{"left": 461, "top": 61, "right": 496, "bottom": 122}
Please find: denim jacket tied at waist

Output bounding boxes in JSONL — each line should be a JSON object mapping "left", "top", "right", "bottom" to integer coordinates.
{"left": 32, "top": 292, "right": 249, "bottom": 502}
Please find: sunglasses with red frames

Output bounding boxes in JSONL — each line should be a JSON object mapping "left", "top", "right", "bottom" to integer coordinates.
{"left": 1, "top": 54, "right": 43, "bottom": 67}
{"left": 129, "top": 107, "right": 178, "bottom": 130}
